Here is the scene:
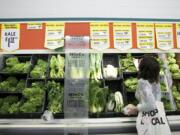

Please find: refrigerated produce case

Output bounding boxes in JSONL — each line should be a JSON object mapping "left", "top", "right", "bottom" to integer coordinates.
{"left": 0, "top": 53, "right": 179, "bottom": 135}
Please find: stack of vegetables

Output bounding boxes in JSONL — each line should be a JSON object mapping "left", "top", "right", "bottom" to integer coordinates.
{"left": 161, "top": 98, "right": 173, "bottom": 111}
{"left": 124, "top": 77, "right": 138, "bottom": 92}
{"left": 46, "top": 81, "right": 64, "bottom": 113}
{"left": 106, "top": 91, "right": 124, "bottom": 112}
{"left": 89, "top": 54, "right": 103, "bottom": 80}
{"left": 2, "top": 56, "right": 30, "bottom": 73}
{"left": 167, "top": 53, "right": 180, "bottom": 79}
{"left": 20, "top": 82, "right": 45, "bottom": 113}
{"left": 0, "top": 77, "right": 25, "bottom": 92}
{"left": 30, "top": 59, "right": 47, "bottom": 79}
{"left": 120, "top": 54, "right": 137, "bottom": 72}
{"left": 89, "top": 80, "right": 108, "bottom": 113}
{"left": 172, "top": 84, "right": 180, "bottom": 110}
{"left": 156, "top": 57, "right": 165, "bottom": 76}
{"left": 0, "top": 96, "right": 20, "bottom": 114}
{"left": 160, "top": 80, "right": 167, "bottom": 92}
{"left": 49, "top": 55, "right": 64, "bottom": 78}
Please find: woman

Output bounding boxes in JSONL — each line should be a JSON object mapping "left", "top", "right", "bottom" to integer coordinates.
{"left": 127, "top": 56, "right": 161, "bottom": 115}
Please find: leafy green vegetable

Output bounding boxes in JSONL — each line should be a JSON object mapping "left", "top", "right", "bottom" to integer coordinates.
{"left": 172, "top": 85, "right": 180, "bottom": 110}
{"left": 49, "top": 55, "right": 64, "bottom": 78}
{"left": 89, "top": 54, "right": 103, "bottom": 80}
{"left": 89, "top": 80, "right": 108, "bottom": 113}
{"left": 30, "top": 59, "right": 47, "bottom": 78}
{"left": 161, "top": 98, "right": 172, "bottom": 111}
{"left": 124, "top": 77, "right": 138, "bottom": 92}
{"left": 46, "top": 81, "right": 64, "bottom": 113}
{"left": 6, "top": 57, "right": 19, "bottom": 66}
{"left": 0, "top": 77, "right": 25, "bottom": 92}
{"left": 167, "top": 53, "right": 180, "bottom": 79}
{"left": 2, "top": 56, "right": 30, "bottom": 73}
{"left": 0, "top": 96, "right": 20, "bottom": 114}
{"left": 160, "top": 81, "right": 166, "bottom": 91}
{"left": 21, "top": 82, "right": 45, "bottom": 113}
{"left": 120, "top": 54, "right": 137, "bottom": 72}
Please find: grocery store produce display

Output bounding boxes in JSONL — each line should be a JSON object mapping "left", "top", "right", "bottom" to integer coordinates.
{"left": 0, "top": 53, "right": 178, "bottom": 119}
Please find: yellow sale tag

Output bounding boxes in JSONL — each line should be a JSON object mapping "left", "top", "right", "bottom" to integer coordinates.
{"left": 137, "top": 23, "right": 155, "bottom": 50}
{"left": 1, "top": 23, "right": 20, "bottom": 51}
{"left": 113, "top": 22, "right": 132, "bottom": 50}
{"left": 176, "top": 24, "right": 180, "bottom": 49}
{"left": 155, "top": 23, "right": 173, "bottom": 50}
{"left": 45, "top": 22, "right": 65, "bottom": 50}
{"left": 90, "top": 22, "right": 110, "bottom": 50}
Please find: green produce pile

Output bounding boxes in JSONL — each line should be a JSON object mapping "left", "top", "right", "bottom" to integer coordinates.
{"left": 89, "top": 54, "right": 103, "bottom": 80}
{"left": 160, "top": 81, "right": 166, "bottom": 91}
{"left": 89, "top": 80, "right": 108, "bottom": 113}
{"left": 167, "top": 53, "right": 180, "bottom": 79}
{"left": 46, "top": 81, "right": 64, "bottom": 113}
{"left": 0, "top": 96, "right": 20, "bottom": 114}
{"left": 50, "top": 55, "right": 64, "bottom": 78}
{"left": 124, "top": 77, "right": 138, "bottom": 92}
{"left": 106, "top": 91, "right": 124, "bottom": 112}
{"left": 0, "top": 77, "right": 25, "bottom": 92}
{"left": 2, "top": 56, "right": 30, "bottom": 73}
{"left": 30, "top": 59, "right": 47, "bottom": 79}
{"left": 172, "top": 85, "right": 180, "bottom": 110}
{"left": 161, "top": 98, "right": 173, "bottom": 111}
{"left": 156, "top": 57, "right": 165, "bottom": 76}
{"left": 20, "top": 82, "right": 45, "bottom": 113}
{"left": 120, "top": 54, "right": 137, "bottom": 72}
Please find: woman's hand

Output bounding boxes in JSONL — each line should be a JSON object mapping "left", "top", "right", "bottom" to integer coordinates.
{"left": 126, "top": 104, "right": 138, "bottom": 116}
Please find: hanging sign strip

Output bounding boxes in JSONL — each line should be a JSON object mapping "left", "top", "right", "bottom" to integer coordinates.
{"left": 137, "top": 23, "right": 155, "bottom": 50}
{"left": 155, "top": 23, "right": 174, "bottom": 50}
{"left": 90, "top": 22, "right": 110, "bottom": 50}
{"left": 1, "top": 23, "right": 20, "bottom": 51}
{"left": 113, "top": 22, "right": 132, "bottom": 50}
{"left": 27, "top": 22, "right": 42, "bottom": 29}
{"left": 45, "top": 22, "right": 65, "bottom": 50}
{"left": 176, "top": 23, "right": 180, "bottom": 49}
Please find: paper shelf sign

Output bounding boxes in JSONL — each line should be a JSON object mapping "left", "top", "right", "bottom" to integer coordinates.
{"left": 27, "top": 23, "right": 42, "bottom": 29}
{"left": 1, "top": 24, "right": 20, "bottom": 51}
{"left": 176, "top": 24, "right": 180, "bottom": 49}
{"left": 90, "top": 22, "right": 110, "bottom": 50}
{"left": 155, "top": 23, "right": 174, "bottom": 50}
{"left": 137, "top": 23, "right": 155, "bottom": 50}
{"left": 45, "top": 22, "right": 65, "bottom": 50}
{"left": 113, "top": 22, "right": 132, "bottom": 50}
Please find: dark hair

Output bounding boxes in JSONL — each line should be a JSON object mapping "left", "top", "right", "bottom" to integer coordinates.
{"left": 138, "top": 56, "right": 160, "bottom": 83}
